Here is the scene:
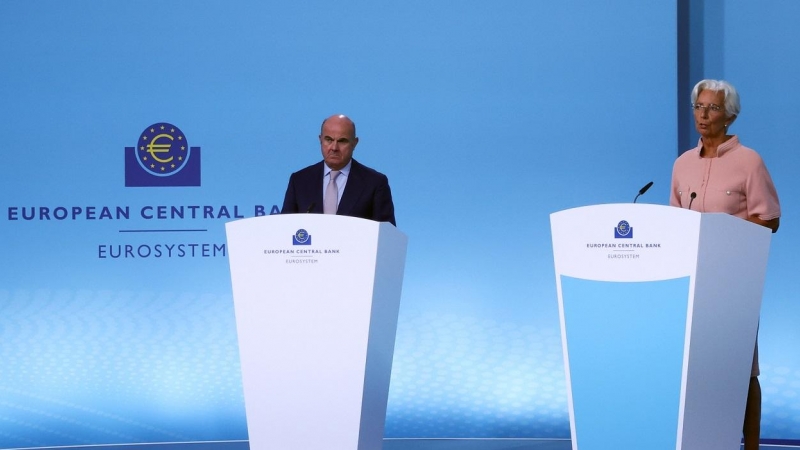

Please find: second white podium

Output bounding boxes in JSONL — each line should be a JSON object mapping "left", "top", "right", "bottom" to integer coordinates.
{"left": 551, "top": 204, "right": 772, "bottom": 450}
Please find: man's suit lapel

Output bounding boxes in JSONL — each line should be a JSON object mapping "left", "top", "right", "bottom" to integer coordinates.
{"left": 337, "top": 160, "right": 363, "bottom": 216}
{"left": 308, "top": 162, "right": 325, "bottom": 214}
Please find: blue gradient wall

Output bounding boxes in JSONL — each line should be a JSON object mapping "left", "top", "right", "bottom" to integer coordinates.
{"left": 717, "top": 1, "right": 800, "bottom": 439}
{"left": 1, "top": 0, "right": 798, "bottom": 447}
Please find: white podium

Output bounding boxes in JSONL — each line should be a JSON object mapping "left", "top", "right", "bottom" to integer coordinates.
{"left": 225, "top": 214, "right": 408, "bottom": 450}
{"left": 550, "top": 204, "right": 772, "bottom": 450}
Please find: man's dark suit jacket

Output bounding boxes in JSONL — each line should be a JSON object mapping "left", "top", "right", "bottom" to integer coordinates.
{"left": 281, "top": 159, "right": 396, "bottom": 226}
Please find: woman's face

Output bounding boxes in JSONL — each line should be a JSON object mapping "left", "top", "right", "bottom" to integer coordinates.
{"left": 694, "top": 89, "right": 730, "bottom": 140}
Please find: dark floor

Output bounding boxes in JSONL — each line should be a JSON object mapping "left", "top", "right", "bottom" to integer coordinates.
{"left": 13, "top": 439, "right": 797, "bottom": 450}
{"left": 383, "top": 439, "right": 570, "bottom": 450}
{"left": 382, "top": 439, "right": 799, "bottom": 450}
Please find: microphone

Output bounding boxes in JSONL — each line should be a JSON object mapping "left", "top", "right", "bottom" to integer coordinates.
{"left": 305, "top": 202, "right": 316, "bottom": 213}
{"left": 688, "top": 192, "right": 696, "bottom": 210}
{"left": 633, "top": 181, "right": 654, "bottom": 203}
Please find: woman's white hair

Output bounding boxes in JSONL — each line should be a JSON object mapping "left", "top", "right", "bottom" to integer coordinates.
{"left": 691, "top": 79, "right": 741, "bottom": 118}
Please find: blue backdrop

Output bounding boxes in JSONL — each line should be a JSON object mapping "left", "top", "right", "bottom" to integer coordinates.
{"left": 1, "top": 0, "right": 798, "bottom": 447}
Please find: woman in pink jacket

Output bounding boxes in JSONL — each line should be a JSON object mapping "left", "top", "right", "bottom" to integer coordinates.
{"left": 670, "top": 79, "right": 781, "bottom": 450}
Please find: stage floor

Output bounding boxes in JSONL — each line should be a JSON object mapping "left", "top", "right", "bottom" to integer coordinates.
{"left": 12, "top": 439, "right": 798, "bottom": 450}
{"left": 384, "top": 440, "right": 569, "bottom": 450}
{"left": 383, "top": 439, "right": 799, "bottom": 450}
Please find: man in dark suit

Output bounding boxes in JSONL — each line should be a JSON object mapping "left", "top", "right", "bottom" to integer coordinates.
{"left": 281, "top": 114, "right": 396, "bottom": 226}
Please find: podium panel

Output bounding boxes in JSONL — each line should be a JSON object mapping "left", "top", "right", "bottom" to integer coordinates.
{"left": 550, "top": 204, "right": 771, "bottom": 450}
{"left": 226, "top": 214, "right": 407, "bottom": 450}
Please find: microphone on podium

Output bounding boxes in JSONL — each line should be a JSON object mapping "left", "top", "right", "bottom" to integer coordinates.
{"left": 688, "top": 192, "right": 696, "bottom": 210}
{"left": 633, "top": 181, "right": 654, "bottom": 203}
{"left": 305, "top": 202, "right": 316, "bottom": 213}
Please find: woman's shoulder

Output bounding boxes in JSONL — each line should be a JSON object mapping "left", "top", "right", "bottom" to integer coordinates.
{"left": 727, "top": 139, "right": 765, "bottom": 164}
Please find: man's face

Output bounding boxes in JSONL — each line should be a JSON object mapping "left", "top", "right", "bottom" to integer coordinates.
{"left": 319, "top": 116, "right": 358, "bottom": 171}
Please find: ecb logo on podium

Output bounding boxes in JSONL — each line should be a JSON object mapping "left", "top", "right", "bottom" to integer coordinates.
{"left": 125, "top": 122, "right": 201, "bottom": 187}
{"left": 614, "top": 220, "right": 633, "bottom": 239}
{"left": 293, "top": 229, "right": 312, "bottom": 245}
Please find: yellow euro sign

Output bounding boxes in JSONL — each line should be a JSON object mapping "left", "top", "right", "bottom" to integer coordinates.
{"left": 147, "top": 133, "right": 174, "bottom": 163}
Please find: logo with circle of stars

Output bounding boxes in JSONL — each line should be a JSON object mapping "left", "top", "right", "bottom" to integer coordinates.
{"left": 614, "top": 219, "right": 633, "bottom": 239}
{"left": 125, "top": 122, "right": 201, "bottom": 187}
{"left": 138, "top": 123, "right": 190, "bottom": 176}
{"left": 292, "top": 229, "right": 312, "bottom": 245}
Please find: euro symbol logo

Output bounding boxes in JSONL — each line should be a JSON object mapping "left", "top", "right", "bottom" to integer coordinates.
{"left": 147, "top": 133, "right": 174, "bottom": 163}
{"left": 134, "top": 122, "right": 191, "bottom": 177}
